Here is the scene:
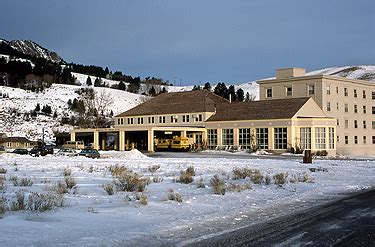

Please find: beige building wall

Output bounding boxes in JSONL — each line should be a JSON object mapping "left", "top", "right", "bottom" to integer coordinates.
{"left": 258, "top": 68, "right": 375, "bottom": 156}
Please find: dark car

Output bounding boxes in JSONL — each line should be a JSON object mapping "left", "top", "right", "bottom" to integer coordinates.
{"left": 44, "top": 145, "right": 54, "bottom": 155}
{"left": 79, "top": 148, "right": 100, "bottom": 159}
{"left": 12, "top": 148, "right": 29, "bottom": 155}
{"left": 29, "top": 146, "right": 48, "bottom": 157}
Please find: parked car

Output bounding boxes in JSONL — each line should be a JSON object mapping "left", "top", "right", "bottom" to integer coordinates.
{"left": 12, "top": 148, "right": 29, "bottom": 155}
{"left": 56, "top": 148, "right": 78, "bottom": 157}
{"left": 79, "top": 148, "right": 100, "bottom": 158}
{"left": 0, "top": 146, "right": 6, "bottom": 154}
{"left": 29, "top": 146, "right": 48, "bottom": 157}
{"left": 44, "top": 145, "right": 55, "bottom": 155}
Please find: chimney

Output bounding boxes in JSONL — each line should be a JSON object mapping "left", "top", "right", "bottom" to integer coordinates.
{"left": 276, "top": 68, "right": 305, "bottom": 79}
{"left": 229, "top": 94, "right": 232, "bottom": 103}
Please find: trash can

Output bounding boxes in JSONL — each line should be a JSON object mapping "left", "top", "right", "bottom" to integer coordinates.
{"left": 303, "top": 150, "right": 312, "bottom": 163}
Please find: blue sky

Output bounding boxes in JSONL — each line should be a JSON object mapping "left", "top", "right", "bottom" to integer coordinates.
{"left": 0, "top": 0, "right": 374, "bottom": 85}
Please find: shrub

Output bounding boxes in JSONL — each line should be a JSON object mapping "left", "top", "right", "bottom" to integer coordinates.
{"left": 232, "top": 167, "right": 249, "bottom": 180}
{"left": 249, "top": 169, "right": 264, "bottom": 184}
{"left": 0, "top": 196, "right": 5, "bottom": 217}
{"left": 103, "top": 183, "right": 114, "bottom": 195}
{"left": 210, "top": 175, "right": 226, "bottom": 195}
{"left": 148, "top": 164, "right": 161, "bottom": 173}
{"left": 135, "top": 192, "right": 148, "bottom": 205}
{"left": 55, "top": 181, "right": 68, "bottom": 194}
{"left": 314, "top": 150, "right": 328, "bottom": 157}
{"left": 109, "top": 165, "right": 128, "bottom": 177}
{"left": 113, "top": 169, "right": 147, "bottom": 192}
{"left": 0, "top": 168, "right": 7, "bottom": 174}
{"left": 27, "top": 192, "right": 65, "bottom": 211}
{"left": 186, "top": 166, "right": 196, "bottom": 176}
{"left": 64, "top": 176, "right": 76, "bottom": 189}
{"left": 63, "top": 168, "right": 71, "bottom": 177}
{"left": 0, "top": 175, "right": 6, "bottom": 191}
{"left": 152, "top": 176, "right": 163, "bottom": 183}
{"left": 196, "top": 178, "right": 205, "bottom": 188}
{"left": 11, "top": 176, "right": 33, "bottom": 187}
{"left": 264, "top": 174, "right": 271, "bottom": 185}
{"left": 10, "top": 190, "right": 26, "bottom": 211}
{"left": 179, "top": 170, "right": 193, "bottom": 184}
{"left": 226, "top": 183, "right": 251, "bottom": 192}
{"left": 10, "top": 175, "right": 18, "bottom": 186}
{"left": 273, "top": 172, "right": 288, "bottom": 187}
{"left": 166, "top": 189, "right": 182, "bottom": 203}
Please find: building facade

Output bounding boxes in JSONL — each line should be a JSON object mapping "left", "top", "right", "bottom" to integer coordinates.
{"left": 257, "top": 68, "right": 375, "bottom": 156}
{"left": 70, "top": 90, "right": 336, "bottom": 155}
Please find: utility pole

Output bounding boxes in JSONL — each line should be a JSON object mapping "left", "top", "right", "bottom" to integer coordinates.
{"left": 42, "top": 127, "right": 45, "bottom": 146}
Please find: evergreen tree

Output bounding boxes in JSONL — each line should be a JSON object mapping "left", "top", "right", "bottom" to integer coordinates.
{"left": 35, "top": 103, "right": 40, "bottom": 112}
{"left": 228, "top": 85, "right": 236, "bottom": 101}
{"left": 149, "top": 86, "right": 156, "bottom": 96}
{"left": 213, "top": 82, "right": 229, "bottom": 99}
{"left": 94, "top": 77, "right": 102, "bottom": 87}
{"left": 118, "top": 81, "right": 126, "bottom": 91}
{"left": 104, "top": 67, "right": 110, "bottom": 75}
{"left": 236, "top": 88, "right": 245, "bottom": 102}
{"left": 53, "top": 111, "right": 58, "bottom": 118}
{"left": 203, "top": 82, "right": 211, "bottom": 91}
{"left": 86, "top": 76, "right": 92, "bottom": 86}
{"left": 192, "top": 85, "right": 201, "bottom": 91}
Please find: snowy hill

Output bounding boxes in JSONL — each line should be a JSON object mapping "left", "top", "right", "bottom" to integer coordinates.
{"left": 0, "top": 81, "right": 147, "bottom": 143}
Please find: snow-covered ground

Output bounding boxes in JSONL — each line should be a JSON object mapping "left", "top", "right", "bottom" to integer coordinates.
{"left": 0, "top": 151, "right": 373, "bottom": 245}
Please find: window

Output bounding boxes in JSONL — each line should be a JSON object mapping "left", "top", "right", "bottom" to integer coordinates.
{"left": 344, "top": 88, "right": 348, "bottom": 96}
{"left": 354, "top": 136, "right": 358, "bottom": 144}
{"left": 182, "top": 115, "right": 190, "bottom": 122}
{"left": 363, "top": 106, "right": 367, "bottom": 114}
{"left": 315, "top": 127, "right": 326, "bottom": 149}
{"left": 327, "top": 102, "right": 331, "bottom": 111}
{"left": 266, "top": 88, "right": 272, "bottom": 98}
{"left": 159, "top": 116, "right": 165, "bottom": 123}
{"left": 354, "top": 105, "right": 358, "bottom": 113}
{"left": 363, "top": 136, "right": 367, "bottom": 144}
{"left": 345, "top": 119, "right": 349, "bottom": 128}
{"left": 337, "top": 119, "right": 339, "bottom": 126}
{"left": 256, "top": 128, "right": 269, "bottom": 150}
{"left": 337, "top": 136, "right": 340, "bottom": 143}
{"left": 336, "top": 103, "right": 339, "bottom": 111}
{"left": 372, "top": 121, "right": 375, "bottom": 129}
{"left": 300, "top": 127, "right": 311, "bottom": 150}
{"left": 198, "top": 114, "right": 203, "bottom": 122}
{"left": 307, "top": 85, "right": 315, "bottom": 96}
{"left": 336, "top": 86, "right": 339, "bottom": 94}
{"left": 354, "top": 120, "right": 358, "bottom": 128}
{"left": 373, "top": 136, "right": 375, "bottom": 144}
{"left": 274, "top": 128, "right": 287, "bottom": 149}
{"left": 121, "top": 118, "right": 124, "bottom": 125}
{"left": 222, "top": 129, "right": 234, "bottom": 146}
{"left": 354, "top": 89, "right": 357, "bottom": 98}
{"left": 117, "top": 119, "right": 120, "bottom": 125}
{"left": 137, "top": 117, "right": 143, "bottom": 124}
{"left": 363, "top": 121, "right": 367, "bottom": 129}
{"left": 329, "top": 127, "right": 335, "bottom": 149}
{"left": 372, "top": 92, "right": 375, "bottom": 100}
{"left": 372, "top": 107, "right": 375, "bottom": 114}
{"left": 363, "top": 90, "right": 366, "bottom": 99}
{"left": 239, "top": 128, "right": 251, "bottom": 150}
{"left": 148, "top": 116, "right": 155, "bottom": 124}
{"left": 344, "top": 104, "right": 348, "bottom": 113}
{"left": 345, "top": 136, "right": 349, "bottom": 145}
{"left": 326, "top": 85, "right": 330, "bottom": 95}
{"left": 207, "top": 129, "right": 217, "bottom": 149}
{"left": 129, "top": 118, "right": 134, "bottom": 124}
{"left": 285, "top": 87, "right": 292, "bottom": 96}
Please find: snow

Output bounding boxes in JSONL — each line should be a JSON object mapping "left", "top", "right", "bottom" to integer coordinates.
{"left": 0, "top": 152, "right": 373, "bottom": 245}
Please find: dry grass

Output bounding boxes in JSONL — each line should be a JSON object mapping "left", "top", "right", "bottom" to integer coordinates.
{"left": 10, "top": 176, "right": 33, "bottom": 187}
{"left": 0, "top": 168, "right": 7, "bottom": 174}
{"left": 226, "top": 183, "right": 251, "bottom": 192}
{"left": 113, "top": 169, "right": 147, "bottom": 192}
{"left": 10, "top": 190, "right": 26, "bottom": 211}
{"left": 109, "top": 165, "right": 128, "bottom": 177}
{"left": 210, "top": 175, "right": 226, "bottom": 195}
{"left": 64, "top": 176, "right": 77, "bottom": 189}
{"left": 166, "top": 189, "right": 182, "bottom": 202}
{"left": 186, "top": 166, "right": 196, "bottom": 176}
{"left": 103, "top": 183, "right": 114, "bottom": 195}
{"left": 55, "top": 181, "right": 69, "bottom": 194}
{"left": 63, "top": 167, "right": 72, "bottom": 177}
{"left": 135, "top": 192, "right": 148, "bottom": 205}
{"left": 0, "top": 175, "right": 6, "bottom": 191}
{"left": 196, "top": 178, "right": 205, "bottom": 188}
{"left": 27, "top": 192, "right": 65, "bottom": 211}
{"left": 0, "top": 196, "right": 5, "bottom": 217}
{"left": 148, "top": 164, "right": 161, "bottom": 173}
{"left": 273, "top": 172, "right": 288, "bottom": 187}
{"left": 179, "top": 171, "right": 193, "bottom": 184}
{"left": 152, "top": 176, "right": 163, "bottom": 183}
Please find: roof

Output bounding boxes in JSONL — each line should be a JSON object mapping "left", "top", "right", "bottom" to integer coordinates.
{"left": 0, "top": 137, "right": 35, "bottom": 143}
{"left": 115, "top": 90, "right": 228, "bottom": 117}
{"left": 206, "top": 98, "right": 311, "bottom": 122}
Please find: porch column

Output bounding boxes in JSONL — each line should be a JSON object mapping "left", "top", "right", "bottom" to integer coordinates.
{"left": 93, "top": 130, "right": 99, "bottom": 150}
{"left": 233, "top": 128, "right": 239, "bottom": 146}
{"left": 119, "top": 130, "right": 125, "bottom": 151}
{"left": 311, "top": 127, "right": 316, "bottom": 151}
{"left": 148, "top": 128, "right": 154, "bottom": 152}
{"left": 70, "top": 131, "right": 76, "bottom": 141}
{"left": 268, "top": 127, "right": 274, "bottom": 150}
{"left": 217, "top": 128, "right": 222, "bottom": 145}
{"left": 181, "top": 130, "right": 187, "bottom": 137}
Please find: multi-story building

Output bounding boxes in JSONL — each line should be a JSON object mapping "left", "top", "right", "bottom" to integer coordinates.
{"left": 70, "top": 90, "right": 336, "bottom": 155}
{"left": 257, "top": 68, "right": 375, "bottom": 156}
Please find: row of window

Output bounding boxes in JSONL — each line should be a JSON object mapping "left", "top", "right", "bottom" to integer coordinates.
{"left": 117, "top": 114, "right": 203, "bottom": 125}
{"left": 327, "top": 85, "right": 375, "bottom": 99}
{"left": 266, "top": 85, "right": 375, "bottom": 99}
{"left": 207, "top": 127, "right": 334, "bottom": 150}
{"left": 327, "top": 103, "right": 375, "bottom": 114}
{"left": 337, "top": 119, "right": 375, "bottom": 129}
{"left": 341, "top": 136, "right": 375, "bottom": 145}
